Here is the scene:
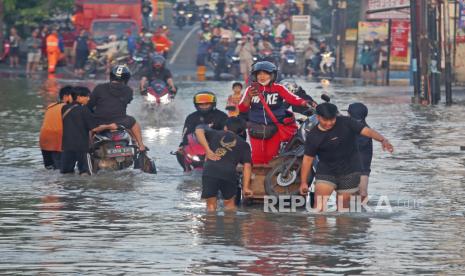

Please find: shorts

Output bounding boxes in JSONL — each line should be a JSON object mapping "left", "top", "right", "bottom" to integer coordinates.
{"left": 41, "top": 150, "right": 61, "bottom": 170}
{"left": 27, "top": 52, "right": 41, "bottom": 63}
{"left": 315, "top": 172, "right": 360, "bottom": 193}
{"left": 96, "top": 115, "right": 136, "bottom": 129}
{"left": 201, "top": 175, "right": 238, "bottom": 200}
{"left": 75, "top": 50, "right": 88, "bottom": 69}
{"left": 10, "top": 47, "right": 19, "bottom": 57}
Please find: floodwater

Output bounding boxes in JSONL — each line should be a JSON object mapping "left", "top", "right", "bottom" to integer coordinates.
{"left": 1, "top": 74, "right": 465, "bottom": 275}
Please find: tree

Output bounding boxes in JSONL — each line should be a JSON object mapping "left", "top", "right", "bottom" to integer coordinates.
{"left": 314, "top": 0, "right": 361, "bottom": 34}
{"left": 2, "top": 0, "right": 74, "bottom": 31}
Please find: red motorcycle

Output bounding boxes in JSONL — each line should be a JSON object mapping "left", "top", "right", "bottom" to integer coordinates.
{"left": 145, "top": 79, "right": 174, "bottom": 106}
{"left": 173, "top": 133, "right": 205, "bottom": 172}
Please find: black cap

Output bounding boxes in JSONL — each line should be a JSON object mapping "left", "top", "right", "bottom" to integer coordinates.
{"left": 347, "top": 102, "right": 368, "bottom": 120}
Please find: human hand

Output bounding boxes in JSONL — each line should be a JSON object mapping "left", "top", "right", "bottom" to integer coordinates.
{"left": 206, "top": 149, "right": 220, "bottom": 161}
{"left": 299, "top": 182, "right": 309, "bottom": 195}
{"left": 382, "top": 139, "right": 394, "bottom": 153}
{"left": 243, "top": 188, "right": 253, "bottom": 198}
{"left": 109, "top": 123, "right": 118, "bottom": 130}
{"left": 249, "top": 83, "right": 260, "bottom": 97}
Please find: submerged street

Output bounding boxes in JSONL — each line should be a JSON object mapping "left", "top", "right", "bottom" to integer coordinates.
{"left": 1, "top": 76, "right": 465, "bottom": 274}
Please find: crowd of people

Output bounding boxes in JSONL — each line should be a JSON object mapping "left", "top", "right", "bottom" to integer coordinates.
{"left": 0, "top": 16, "right": 172, "bottom": 78}
{"left": 189, "top": 1, "right": 329, "bottom": 81}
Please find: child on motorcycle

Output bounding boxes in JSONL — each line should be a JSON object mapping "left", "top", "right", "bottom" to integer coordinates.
{"left": 225, "top": 82, "right": 243, "bottom": 117}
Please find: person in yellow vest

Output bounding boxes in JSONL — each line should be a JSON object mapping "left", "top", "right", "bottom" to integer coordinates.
{"left": 46, "top": 28, "right": 61, "bottom": 74}
{"left": 39, "top": 86, "right": 74, "bottom": 169}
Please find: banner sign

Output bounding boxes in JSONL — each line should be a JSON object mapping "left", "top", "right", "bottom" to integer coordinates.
{"left": 291, "top": 15, "right": 311, "bottom": 51}
{"left": 367, "top": 0, "right": 410, "bottom": 20}
{"left": 390, "top": 20, "right": 410, "bottom": 63}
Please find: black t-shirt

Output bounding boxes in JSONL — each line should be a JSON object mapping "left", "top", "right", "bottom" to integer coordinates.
{"left": 181, "top": 109, "right": 228, "bottom": 146}
{"left": 355, "top": 120, "right": 373, "bottom": 174}
{"left": 87, "top": 82, "right": 133, "bottom": 123}
{"left": 141, "top": 67, "right": 172, "bottom": 83}
{"left": 62, "top": 103, "right": 97, "bottom": 152}
{"left": 199, "top": 126, "right": 252, "bottom": 180}
{"left": 305, "top": 116, "right": 365, "bottom": 175}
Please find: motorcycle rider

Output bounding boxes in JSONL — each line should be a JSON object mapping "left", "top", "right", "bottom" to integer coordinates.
{"left": 152, "top": 25, "right": 172, "bottom": 58}
{"left": 139, "top": 54, "right": 176, "bottom": 97}
{"left": 238, "top": 61, "right": 309, "bottom": 164}
{"left": 212, "top": 36, "right": 230, "bottom": 80}
{"left": 176, "top": 91, "right": 228, "bottom": 170}
{"left": 87, "top": 65, "right": 146, "bottom": 151}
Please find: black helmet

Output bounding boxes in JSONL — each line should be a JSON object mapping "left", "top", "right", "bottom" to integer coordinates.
{"left": 151, "top": 54, "right": 165, "bottom": 68}
{"left": 193, "top": 91, "right": 217, "bottom": 113}
{"left": 251, "top": 61, "right": 278, "bottom": 84}
{"left": 110, "top": 64, "right": 131, "bottom": 84}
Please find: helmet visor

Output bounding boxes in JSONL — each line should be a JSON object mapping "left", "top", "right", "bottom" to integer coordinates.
{"left": 194, "top": 93, "right": 215, "bottom": 104}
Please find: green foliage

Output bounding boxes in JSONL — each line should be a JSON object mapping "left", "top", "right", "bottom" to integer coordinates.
{"left": 3, "top": 0, "right": 74, "bottom": 29}
{"left": 314, "top": 0, "right": 361, "bottom": 34}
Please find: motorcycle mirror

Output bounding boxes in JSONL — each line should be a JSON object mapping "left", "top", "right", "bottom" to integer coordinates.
{"left": 321, "top": 94, "right": 330, "bottom": 102}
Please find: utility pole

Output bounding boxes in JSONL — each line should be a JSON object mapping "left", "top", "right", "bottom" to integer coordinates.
{"left": 410, "top": 0, "right": 422, "bottom": 103}
{"left": 444, "top": 0, "right": 453, "bottom": 104}
{"left": 429, "top": 1, "right": 441, "bottom": 105}
{"left": 337, "top": 0, "right": 347, "bottom": 77}
{"left": 386, "top": 19, "right": 392, "bottom": 86}
{"left": 0, "top": 0, "right": 4, "bottom": 55}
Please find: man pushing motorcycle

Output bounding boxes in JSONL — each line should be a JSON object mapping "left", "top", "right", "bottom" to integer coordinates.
{"left": 88, "top": 65, "right": 146, "bottom": 151}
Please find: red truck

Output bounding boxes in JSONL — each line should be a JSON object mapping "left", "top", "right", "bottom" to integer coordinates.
{"left": 73, "top": 0, "right": 143, "bottom": 44}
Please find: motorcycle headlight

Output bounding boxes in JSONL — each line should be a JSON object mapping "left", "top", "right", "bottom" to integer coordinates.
{"left": 160, "top": 94, "right": 171, "bottom": 104}
{"left": 146, "top": 93, "right": 156, "bottom": 103}
{"left": 179, "top": 10, "right": 185, "bottom": 15}
{"left": 231, "top": 56, "right": 240, "bottom": 61}
{"left": 132, "top": 56, "right": 143, "bottom": 62}
{"left": 192, "top": 155, "right": 201, "bottom": 162}
{"left": 187, "top": 13, "right": 193, "bottom": 17}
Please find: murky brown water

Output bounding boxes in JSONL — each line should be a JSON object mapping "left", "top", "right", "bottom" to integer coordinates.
{"left": 1, "top": 75, "right": 465, "bottom": 274}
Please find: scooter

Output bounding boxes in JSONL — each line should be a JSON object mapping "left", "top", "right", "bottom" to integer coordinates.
{"left": 144, "top": 79, "right": 174, "bottom": 107}
{"left": 281, "top": 50, "right": 297, "bottom": 77}
{"left": 172, "top": 133, "right": 206, "bottom": 172}
{"left": 175, "top": 9, "right": 187, "bottom": 30}
{"left": 89, "top": 126, "right": 137, "bottom": 174}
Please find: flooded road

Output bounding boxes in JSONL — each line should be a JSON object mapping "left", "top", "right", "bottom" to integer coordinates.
{"left": 1, "top": 76, "right": 465, "bottom": 274}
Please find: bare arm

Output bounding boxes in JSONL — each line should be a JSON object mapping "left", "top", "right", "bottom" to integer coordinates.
{"left": 167, "top": 78, "right": 176, "bottom": 92}
{"left": 91, "top": 123, "right": 117, "bottom": 133}
{"left": 242, "top": 163, "right": 253, "bottom": 197}
{"left": 194, "top": 127, "right": 220, "bottom": 161}
{"left": 299, "top": 155, "right": 314, "bottom": 195}
{"left": 360, "top": 127, "right": 394, "bottom": 153}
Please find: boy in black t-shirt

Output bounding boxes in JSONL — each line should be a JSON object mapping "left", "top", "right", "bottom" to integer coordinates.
{"left": 348, "top": 103, "right": 373, "bottom": 202}
{"left": 61, "top": 87, "right": 117, "bottom": 175}
{"left": 299, "top": 103, "right": 393, "bottom": 212}
{"left": 195, "top": 117, "right": 253, "bottom": 212}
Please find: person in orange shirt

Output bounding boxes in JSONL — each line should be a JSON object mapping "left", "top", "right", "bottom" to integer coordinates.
{"left": 39, "top": 86, "right": 74, "bottom": 169}
{"left": 46, "top": 28, "right": 61, "bottom": 73}
{"left": 225, "top": 82, "right": 243, "bottom": 117}
{"left": 152, "top": 26, "right": 172, "bottom": 58}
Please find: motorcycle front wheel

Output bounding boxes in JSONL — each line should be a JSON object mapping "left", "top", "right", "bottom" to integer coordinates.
{"left": 265, "top": 157, "right": 302, "bottom": 196}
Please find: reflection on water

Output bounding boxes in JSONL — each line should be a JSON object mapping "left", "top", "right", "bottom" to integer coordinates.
{"left": 1, "top": 77, "right": 465, "bottom": 274}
